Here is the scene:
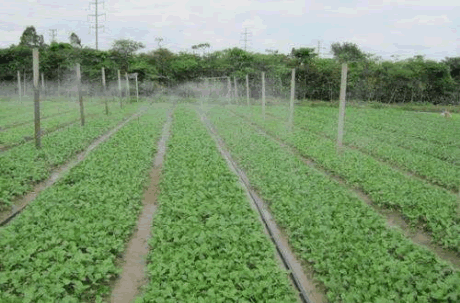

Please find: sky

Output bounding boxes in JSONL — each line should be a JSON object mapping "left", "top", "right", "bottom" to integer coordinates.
{"left": 1, "top": 0, "right": 459, "bottom": 61}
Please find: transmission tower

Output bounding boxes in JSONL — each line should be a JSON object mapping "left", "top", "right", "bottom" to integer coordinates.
{"left": 239, "top": 28, "right": 252, "bottom": 51}
{"left": 317, "top": 40, "right": 327, "bottom": 58}
{"left": 49, "top": 29, "right": 57, "bottom": 43}
{"left": 87, "top": 0, "right": 106, "bottom": 50}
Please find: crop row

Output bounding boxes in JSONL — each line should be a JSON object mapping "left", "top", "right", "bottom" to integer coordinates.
{"left": 230, "top": 106, "right": 460, "bottom": 252}
{"left": 299, "top": 105, "right": 460, "bottom": 147}
{"left": 0, "top": 102, "right": 146, "bottom": 210}
{"left": 207, "top": 105, "right": 460, "bottom": 302}
{"left": 0, "top": 106, "right": 170, "bottom": 302}
{"left": 0, "top": 103, "right": 110, "bottom": 148}
{"left": 273, "top": 105, "right": 460, "bottom": 164}
{"left": 139, "top": 105, "right": 297, "bottom": 302}
{"left": 0, "top": 100, "right": 85, "bottom": 128}
{"left": 248, "top": 105, "right": 460, "bottom": 191}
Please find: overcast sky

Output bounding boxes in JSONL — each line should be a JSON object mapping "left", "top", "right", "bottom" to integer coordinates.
{"left": 1, "top": 0, "right": 459, "bottom": 61}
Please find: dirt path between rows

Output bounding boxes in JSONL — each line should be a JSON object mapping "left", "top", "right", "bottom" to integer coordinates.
{"left": 232, "top": 110, "right": 460, "bottom": 270}
{"left": 0, "top": 108, "right": 149, "bottom": 227}
{"left": 109, "top": 109, "right": 173, "bottom": 303}
{"left": 198, "top": 108, "right": 327, "bottom": 303}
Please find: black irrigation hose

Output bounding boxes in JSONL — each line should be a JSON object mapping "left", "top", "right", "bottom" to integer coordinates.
{"left": 0, "top": 209, "right": 22, "bottom": 227}
{"left": 199, "top": 108, "right": 312, "bottom": 303}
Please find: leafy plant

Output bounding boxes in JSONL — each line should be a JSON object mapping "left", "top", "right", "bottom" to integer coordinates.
{"left": 208, "top": 106, "right": 460, "bottom": 301}
{"left": 138, "top": 105, "right": 297, "bottom": 302}
{"left": 0, "top": 105, "right": 170, "bottom": 301}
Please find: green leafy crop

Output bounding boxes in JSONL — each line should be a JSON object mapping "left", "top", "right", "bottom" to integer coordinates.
{"left": 138, "top": 105, "right": 297, "bottom": 303}
{"left": 0, "top": 105, "right": 170, "bottom": 302}
{"left": 0, "top": 103, "right": 143, "bottom": 210}
{"left": 208, "top": 106, "right": 460, "bottom": 302}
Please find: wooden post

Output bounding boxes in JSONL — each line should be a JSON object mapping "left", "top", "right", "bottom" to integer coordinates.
{"left": 101, "top": 67, "right": 106, "bottom": 91}
{"left": 23, "top": 71, "right": 26, "bottom": 96}
{"left": 203, "top": 78, "right": 208, "bottom": 108}
{"left": 337, "top": 63, "right": 348, "bottom": 151}
{"left": 102, "top": 67, "right": 108, "bottom": 115}
{"left": 17, "top": 71, "right": 22, "bottom": 102}
{"left": 135, "top": 73, "right": 139, "bottom": 102}
{"left": 262, "top": 71, "right": 266, "bottom": 120}
{"left": 57, "top": 65, "right": 61, "bottom": 97}
{"left": 117, "top": 70, "right": 122, "bottom": 108}
{"left": 125, "top": 72, "right": 130, "bottom": 102}
{"left": 76, "top": 63, "right": 85, "bottom": 126}
{"left": 227, "top": 77, "right": 231, "bottom": 105}
{"left": 33, "top": 49, "right": 41, "bottom": 149}
{"left": 289, "top": 68, "right": 296, "bottom": 129}
{"left": 246, "top": 74, "right": 250, "bottom": 107}
{"left": 234, "top": 77, "right": 238, "bottom": 103}
{"left": 41, "top": 72, "right": 45, "bottom": 93}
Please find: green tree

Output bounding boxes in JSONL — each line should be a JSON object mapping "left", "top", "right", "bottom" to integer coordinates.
{"left": 111, "top": 39, "right": 145, "bottom": 72}
{"left": 69, "top": 33, "right": 82, "bottom": 48}
{"left": 146, "top": 48, "right": 175, "bottom": 85}
{"left": 330, "top": 42, "right": 366, "bottom": 63}
{"left": 191, "top": 43, "right": 210, "bottom": 57}
{"left": 290, "top": 47, "right": 317, "bottom": 67}
{"left": 443, "top": 57, "right": 460, "bottom": 82}
{"left": 19, "top": 26, "right": 45, "bottom": 48}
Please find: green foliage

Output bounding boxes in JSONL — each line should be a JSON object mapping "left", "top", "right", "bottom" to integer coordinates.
{"left": 0, "top": 102, "right": 142, "bottom": 210}
{"left": 111, "top": 39, "right": 145, "bottom": 73}
{"left": 331, "top": 42, "right": 367, "bottom": 63}
{"left": 139, "top": 105, "right": 297, "bottom": 302}
{"left": 0, "top": 106, "right": 170, "bottom": 301}
{"left": 69, "top": 33, "right": 82, "bottom": 49}
{"left": 0, "top": 103, "right": 107, "bottom": 148}
{"left": 231, "top": 105, "right": 460, "bottom": 253}
{"left": 209, "top": 106, "right": 460, "bottom": 301}
{"left": 19, "top": 26, "right": 45, "bottom": 49}
{"left": 290, "top": 47, "right": 317, "bottom": 66}
{"left": 1, "top": 30, "right": 460, "bottom": 104}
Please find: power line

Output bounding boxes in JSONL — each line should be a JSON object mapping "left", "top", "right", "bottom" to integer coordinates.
{"left": 87, "top": 0, "right": 106, "bottom": 50}
{"left": 49, "top": 29, "right": 57, "bottom": 43}
{"left": 239, "top": 28, "right": 252, "bottom": 51}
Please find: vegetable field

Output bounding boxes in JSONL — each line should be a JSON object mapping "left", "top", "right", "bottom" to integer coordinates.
{"left": 1, "top": 99, "right": 460, "bottom": 302}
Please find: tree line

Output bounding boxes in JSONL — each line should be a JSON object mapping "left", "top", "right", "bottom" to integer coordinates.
{"left": 1, "top": 26, "right": 459, "bottom": 104}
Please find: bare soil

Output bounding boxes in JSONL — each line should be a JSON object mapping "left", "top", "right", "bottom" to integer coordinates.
{"left": 109, "top": 168, "right": 160, "bottom": 303}
{"left": 109, "top": 110, "right": 172, "bottom": 303}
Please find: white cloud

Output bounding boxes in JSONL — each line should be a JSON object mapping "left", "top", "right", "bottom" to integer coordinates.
{"left": 394, "top": 15, "right": 452, "bottom": 29}
{"left": 0, "top": 0, "right": 459, "bottom": 60}
{"left": 242, "top": 16, "right": 267, "bottom": 35}
{"left": 423, "top": 36, "right": 451, "bottom": 48}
